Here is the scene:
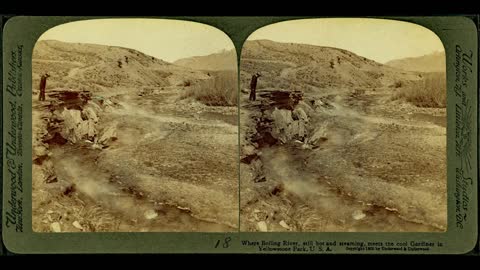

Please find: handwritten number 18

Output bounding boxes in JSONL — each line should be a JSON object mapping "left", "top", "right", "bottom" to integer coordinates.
{"left": 215, "top": 237, "right": 231, "bottom": 248}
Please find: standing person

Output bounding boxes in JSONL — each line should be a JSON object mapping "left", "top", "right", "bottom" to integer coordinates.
{"left": 249, "top": 72, "right": 261, "bottom": 101}
{"left": 39, "top": 73, "right": 50, "bottom": 101}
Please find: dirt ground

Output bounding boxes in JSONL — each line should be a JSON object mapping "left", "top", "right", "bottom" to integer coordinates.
{"left": 239, "top": 86, "right": 446, "bottom": 232}
{"left": 32, "top": 84, "right": 238, "bottom": 233}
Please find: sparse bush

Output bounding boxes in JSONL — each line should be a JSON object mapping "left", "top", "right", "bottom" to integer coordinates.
{"left": 117, "top": 60, "right": 122, "bottom": 68}
{"left": 181, "top": 71, "right": 237, "bottom": 106}
{"left": 393, "top": 81, "right": 403, "bottom": 88}
{"left": 393, "top": 72, "right": 446, "bottom": 108}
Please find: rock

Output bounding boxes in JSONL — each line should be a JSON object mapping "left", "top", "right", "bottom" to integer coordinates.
{"left": 47, "top": 210, "right": 54, "bottom": 214}
{"left": 297, "top": 101, "right": 315, "bottom": 114}
{"left": 257, "top": 221, "right": 268, "bottom": 232}
{"left": 103, "top": 99, "right": 114, "bottom": 107}
{"left": 72, "top": 221, "right": 83, "bottom": 230}
{"left": 241, "top": 153, "right": 259, "bottom": 164}
{"left": 271, "top": 108, "right": 293, "bottom": 131}
{"left": 308, "top": 125, "right": 328, "bottom": 145}
{"left": 62, "top": 108, "right": 83, "bottom": 127}
{"left": 61, "top": 108, "right": 83, "bottom": 143}
{"left": 300, "top": 143, "right": 313, "bottom": 150}
{"left": 352, "top": 210, "right": 366, "bottom": 220}
{"left": 251, "top": 159, "right": 263, "bottom": 174}
{"left": 144, "top": 209, "right": 158, "bottom": 220}
{"left": 45, "top": 174, "right": 58, "bottom": 183}
{"left": 271, "top": 108, "right": 309, "bottom": 143}
{"left": 82, "top": 106, "right": 99, "bottom": 123}
{"left": 98, "top": 123, "right": 118, "bottom": 145}
{"left": 287, "top": 120, "right": 307, "bottom": 139}
{"left": 242, "top": 145, "right": 256, "bottom": 156}
{"left": 279, "top": 220, "right": 291, "bottom": 230}
{"left": 50, "top": 222, "right": 61, "bottom": 232}
{"left": 293, "top": 107, "right": 308, "bottom": 122}
{"left": 33, "top": 154, "right": 49, "bottom": 165}
{"left": 86, "top": 100, "right": 102, "bottom": 113}
{"left": 77, "top": 120, "right": 97, "bottom": 139}
{"left": 254, "top": 176, "right": 267, "bottom": 183}
{"left": 33, "top": 145, "right": 48, "bottom": 158}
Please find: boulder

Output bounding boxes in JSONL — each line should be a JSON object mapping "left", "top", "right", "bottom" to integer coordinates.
{"left": 308, "top": 125, "right": 329, "bottom": 145}
{"left": 144, "top": 209, "right": 158, "bottom": 220}
{"left": 33, "top": 145, "right": 48, "bottom": 158}
{"left": 271, "top": 108, "right": 308, "bottom": 143}
{"left": 279, "top": 220, "right": 291, "bottom": 230}
{"left": 50, "top": 222, "right": 61, "bottom": 232}
{"left": 296, "top": 101, "right": 314, "bottom": 115}
{"left": 352, "top": 210, "right": 366, "bottom": 220}
{"left": 97, "top": 123, "right": 118, "bottom": 146}
{"left": 257, "top": 221, "right": 268, "bottom": 232}
{"left": 271, "top": 108, "right": 293, "bottom": 131}
{"left": 61, "top": 108, "right": 83, "bottom": 143}
{"left": 72, "top": 221, "right": 83, "bottom": 230}
{"left": 82, "top": 106, "right": 99, "bottom": 123}
{"left": 77, "top": 120, "right": 97, "bottom": 140}
{"left": 242, "top": 144, "right": 256, "bottom": 156}
{"left": 293, "top": 107, "right": 308, "bottom": 122}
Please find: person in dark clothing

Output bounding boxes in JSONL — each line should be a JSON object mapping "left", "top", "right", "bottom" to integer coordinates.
{"left": 39, "top": 73, "right": 50, "bottom": 101}
{"left": 249, "top": 73, "right": 261, "bottom": 101}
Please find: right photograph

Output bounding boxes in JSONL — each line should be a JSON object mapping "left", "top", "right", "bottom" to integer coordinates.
{"left": 239, "top": 18, "right": 447, "bottom": 232}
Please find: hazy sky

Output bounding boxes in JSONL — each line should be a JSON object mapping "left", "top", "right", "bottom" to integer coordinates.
{"left": 38, "top": 19, "right": 235, "bottom": 62}
{"left": 248, "top": 18, "right": 445, "bottom": 63}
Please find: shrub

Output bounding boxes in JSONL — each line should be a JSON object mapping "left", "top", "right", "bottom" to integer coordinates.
{"left": 181, "top": 70, "right": 237, "bottom": 106}
{"left": 393, "top": 72, "right": 446, "bottom": 108}
{"left": 394, "top": 81, "right": 403, "bottom": 88}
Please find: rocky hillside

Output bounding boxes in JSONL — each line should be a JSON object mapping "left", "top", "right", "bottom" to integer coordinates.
{"left": 385, "top": 51, "right": 446, "bottom": 73}
{"left": 240, "top": 39, "right": 421, "bottom": 92}
{"left": 32, "top": 40, "right": 209, "bottom": 93}
{"left": 173, "top": 49, "right": 237, "bottom": 71}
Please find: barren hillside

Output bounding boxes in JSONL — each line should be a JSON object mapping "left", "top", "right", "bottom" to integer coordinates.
{"left": 385, "top": 51, "right": 446, "bottom": 73}
{"left": 240, "top": 39, "right": 422, "bottom": 92}
{"left": 33, "top": 40, "right": 208, "bottom": 93}
{"left": 174, "top": 49, "right": 237, "bottom": 71}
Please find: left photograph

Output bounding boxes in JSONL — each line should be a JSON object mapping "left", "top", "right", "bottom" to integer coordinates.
{"left": 31, "top": 19, "right": 239, "bottom": 232}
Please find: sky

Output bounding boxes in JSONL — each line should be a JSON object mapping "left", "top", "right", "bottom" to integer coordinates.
{"left": 247, "top": 18, "right": 445, "bottom": 63}
{"left": 38, "top": 19, "right": 235, "bottom": 62}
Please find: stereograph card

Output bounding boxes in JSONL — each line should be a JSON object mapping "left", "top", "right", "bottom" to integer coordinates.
{"left": 1, "top": 16, "right": 478, "bottom": 254}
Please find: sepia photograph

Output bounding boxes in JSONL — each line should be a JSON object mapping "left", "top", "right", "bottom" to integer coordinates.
{"left": 31, "top": 19, "right": 239, "bottom": 232}
{"left": 239, "top": 18, "right": 447, "bottom": 232}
